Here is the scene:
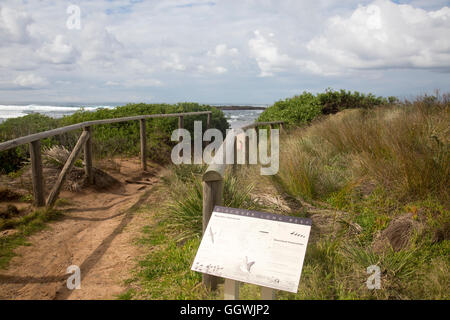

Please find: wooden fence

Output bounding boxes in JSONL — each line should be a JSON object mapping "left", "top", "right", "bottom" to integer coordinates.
{"left": 0, "top": 111, "right": 212, "bottom": 208}
{"left": 201, "top": 120, "right": 284, "bottom": 299}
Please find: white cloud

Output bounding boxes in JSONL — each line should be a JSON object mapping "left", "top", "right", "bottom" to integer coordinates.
{"left": 38, "top": 35, "right": 78, "bottom": 64}
{"left": 197, "top": 65, "right": 228, "bottom": 74}
{"left": 79, "top": 23, "right": 129, "bottom": 68}
{"left": 0, "top": 7, "right": 32, "bottom": 43}
{"left": 194, "top": 44, "right": 238, "bottom": 75}
{"left": 13, "top": 74, "right": 49, "bottom": 88}
{"left": 307, "top": 0, "right": 450, "bottom": 71}
{"left": 248, "top": 30, "right": 293, "bottom": 77}
{"left": 105, "top": 81, "right": 119, "bottom": 86}
{"left": 248, "top": 30, "right": 326, "bottom": 76}
{"left": 207, "top": 44, "right": 239, "bottom": 57}
{"left": 214, "top": 66, "right": 228, "bottom": 74}
{"left": 107, "top": 78, "right": 163, "bottom": 87}
{"left": 162, "top": 53, "right": 186, "bottom": 71}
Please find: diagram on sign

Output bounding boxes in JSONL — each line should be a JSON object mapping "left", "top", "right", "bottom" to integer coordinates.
{"left": 191, "top": 206, "right": 312, "bottom": 293}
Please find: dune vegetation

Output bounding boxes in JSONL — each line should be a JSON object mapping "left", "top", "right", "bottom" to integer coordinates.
{"left": 120, "top": 92, "right": 448, "bottom": 300}
{"left": 272, "top": 95, "right": 449, "bottom": 299}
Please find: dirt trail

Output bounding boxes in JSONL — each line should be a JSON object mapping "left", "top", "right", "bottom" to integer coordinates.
{"left": 0, "top": 158, "right": 161, "bottom": 300}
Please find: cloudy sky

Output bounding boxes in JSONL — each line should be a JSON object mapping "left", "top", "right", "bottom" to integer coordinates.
{"left": 0, "top": 0, "right": 449, "bottom": 104}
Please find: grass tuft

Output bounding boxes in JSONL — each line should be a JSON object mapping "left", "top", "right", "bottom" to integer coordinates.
{"left": 0, "top": 208, "right": 62, "bottom": 269}
{"left": 161, "top": 165, "right": 257, "bottom": 243}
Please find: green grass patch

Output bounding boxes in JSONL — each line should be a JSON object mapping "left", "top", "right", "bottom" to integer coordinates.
{"left": 0, "top": 208, "right": 62, "bottom": 269}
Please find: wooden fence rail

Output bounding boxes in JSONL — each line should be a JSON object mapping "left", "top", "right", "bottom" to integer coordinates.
{"left": 201, "top": 120, "right": 285, "bottom": 297}
{"left": 0, "top": 111, "right": 212, "bottom": 208}
{"left": 0, "top": 111, "right": 212, "bottom": 152}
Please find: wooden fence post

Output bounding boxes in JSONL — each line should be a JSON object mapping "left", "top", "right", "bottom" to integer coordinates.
{"left": 207, "top": 113, "right": 211, "bottom": 130}
{"left": 202, "top": 177, "right": 223, "bottom": 291}
{"left": 29, "top": 140, "right": 45, "bottom": 207}
{"left": 83, "top": 126, "right": 93, "bottom": 184}
{"left": 140, "top": 119, "right": 147, "bottom": 171}
{"left": 46, "top": 131, "right": 89, "bottom": 207}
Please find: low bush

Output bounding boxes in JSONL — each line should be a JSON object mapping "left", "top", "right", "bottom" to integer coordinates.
{"left": 258, "top": 89, "right": 396, "bottom": 126}
{"left": 0, "top": 114, "right": 60, "bottom": 173}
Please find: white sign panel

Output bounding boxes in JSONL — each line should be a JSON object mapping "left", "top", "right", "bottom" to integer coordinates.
{"left": 191, "top": 206, "right": 312, "bottom": 293}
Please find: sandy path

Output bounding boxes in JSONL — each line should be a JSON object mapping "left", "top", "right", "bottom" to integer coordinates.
{"left": 0, "top": 158, "right": 161, "bottom": 300}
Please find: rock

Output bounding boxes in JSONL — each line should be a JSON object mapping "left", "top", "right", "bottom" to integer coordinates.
{"left": 0, "top": 187, "right": 21, "bottom": 202}
{"left": 372, "top": 212, "right": 424, "bottom": 253}
{"left": 92, "top": 168, "right": 121, "bottom": 190}
{"left": 0, "top": 229, "right": 18, "bottom": 238}
{"left": 310, "top": 211, "right": 344, "bottom": 241}
{"left": 0, "top": 204, "right": 20, "bottom": 219}
{"left": 432, "top": 221, "right": 450, "bottom": 243}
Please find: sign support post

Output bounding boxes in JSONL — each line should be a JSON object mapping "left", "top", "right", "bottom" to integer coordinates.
{"left": 224, "top": 279, "right": 240, "bottom": 300}
{"left": 261, "top": 286, "right": 275, "bottom": 300}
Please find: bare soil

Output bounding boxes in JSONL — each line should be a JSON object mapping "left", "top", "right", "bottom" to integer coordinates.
{"left": 0, "top": 158, "right": 163, "bottom": 300}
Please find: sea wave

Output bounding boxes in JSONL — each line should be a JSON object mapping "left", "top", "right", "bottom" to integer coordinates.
{"left": 0, "top": 104, "right": 114, "bottom": 119}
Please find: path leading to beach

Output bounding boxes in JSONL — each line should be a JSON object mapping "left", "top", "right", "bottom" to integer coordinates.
{"left": 0, "top": 158, "right": 162, "bottom": 300}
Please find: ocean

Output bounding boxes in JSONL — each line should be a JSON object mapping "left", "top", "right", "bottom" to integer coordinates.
{"left": 0, "top": 103, "right": 266, "bottom": 129}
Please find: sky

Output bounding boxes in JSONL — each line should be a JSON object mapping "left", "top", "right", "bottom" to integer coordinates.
{"left": 0, "top": 0, "right": 449, "bottom": 105}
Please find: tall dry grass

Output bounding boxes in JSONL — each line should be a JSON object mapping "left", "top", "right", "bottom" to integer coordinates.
{"left": 161, "top": 165, "right": 258, "bottom": 242}
{"left": 278, "top": 95, "right": 449, "bottom": 205}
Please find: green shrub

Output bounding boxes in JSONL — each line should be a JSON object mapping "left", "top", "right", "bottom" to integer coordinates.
{"left": 0, "top": 114, "right": 59, "bottom": 173}
{"left": 59, "top": 103, "right": 228, "bottom": 161}
{"left": 318, "top": 89, "right": 393, "bottom": 115}
{"left": 258, "top": 89, "right": 395, "bottom": 126}
{"left": 258, "top": 92, "right": 322, "bottom": 125}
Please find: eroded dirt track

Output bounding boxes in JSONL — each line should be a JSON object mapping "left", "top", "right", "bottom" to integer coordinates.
{"left": 0, "top": 158, "right": 161, "bottom": 300}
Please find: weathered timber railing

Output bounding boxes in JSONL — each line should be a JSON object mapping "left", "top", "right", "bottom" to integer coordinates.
{"left": 201, "top": 120, "right": 284, "bottom": 298}
{"left": 0, "top": 111, "right": 212, "bottom": 207}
